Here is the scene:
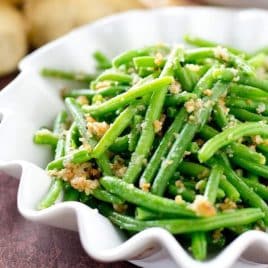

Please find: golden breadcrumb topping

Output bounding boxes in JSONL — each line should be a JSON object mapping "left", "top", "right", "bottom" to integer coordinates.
{"left": 203, "top": 89, "right": 212, "bottom": 96}
{"left": 111, "top": 156, "right": 127, "bottom": 178}
{"left": 218, "top": 198, "right": 237, "bottom": 211}
{"left": 153, "top": 114, "right": 166, "bottom": 133}
{"left": 190, "top": 195, "right": 216, "bottom": 217}
{"left": 252, "top": 135, "right": 263, "bottom": 145}
{"left": 169, "top": 81, "right": 181, "bottom": 95}
{"left": 95, "top": 81, "right": 112, "bottom": 90}
{"left": 175, "top": 195, "right": 185, "bottom": 204}
{"left": 184, "top": 98, "right": 203, "bottom": 113}
{"left": 154, "top": 52, "right": 164, "bottom": 66}
{"left": 140, "top": 182, "right": 151, "bottom": 192}
{"left": 113, "top": 204, "right": 128, "bottom": 213}
{"left": 76, "top": 96, "right": 89, "bottom": 105}
{"left": 214, "top": 46, "right": 229, "bottom": 61}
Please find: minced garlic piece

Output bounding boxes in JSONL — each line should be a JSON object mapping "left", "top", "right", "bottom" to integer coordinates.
{"left": 184, "top": 98, "right": 203, "bottom": 114}
{"left": 76, "top": 96, "right": 89, "bottom": 105}
{"left": 141, "top": 182, "right": 151, "bottom": 192}
{"left": 169, "top": 81, "right": 181, "bottom": 95}
{"left": 175, "top": 195, "right": 184, "bottom": 204}
{"left": 256, "top": 103, "right": 266, "bottom": 114}
{"left": 175, "top": 180, "right": 184, "bottom": 189}
{"left": 113, "top": 204, "right": 128, "bottom": 213}
{"left": 218, "top": 198, "right": 237, "bottom": 211}
{"left": 190, "top": 195, "right": 216, "bottom": 217}
{"left": 95, "top": 81, "right": 112, "bottom": 90}
{"left": 214, "top": 46, "right": 229, "bottom": 61}
{"left": 252, "top": 135, "right": 263, "bottom": 145}
{"left": 154, "top": 52, "right": 164, "bottom": 66}
{"left": 111, "top": 156, "right": 127, "bottom": 178}
{"left": 153, "top": 114, "right": 166, "bottom": 133}
{"left": 203, "top": 89, "right": 212, "bottom": 96}
{"left": 218, "top": 96, "right": 229, "bottom": 114}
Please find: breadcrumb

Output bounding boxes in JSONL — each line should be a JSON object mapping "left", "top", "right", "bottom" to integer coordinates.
{"left": 203, "top": 89, "right": 212, "bottom": 96}
{"left": 71, "top": 176, "right": 99, "bottom": 195}
{"left": 175, "top": 195, "right": 185, "bottom": 205}
{"left": 256, "top": 103, "right": 266, "bottom": 114}
{"left": 111, "top": 156, "right": 127, "bottom": 178}
{"left": 95, "top": 81, "right": 112, "bottom": 90}
{"left": 87, "top": 121, "right": 109, "bottom": 138}
{"left": 140, "top": 182, "right": 151, "bottom": 192}
{"left": 190, "top": 195, "right": 216, "bottom": 217}
{"left": 218, "top": 198, "right": 237, "bottom": 211}
{"left": 154, "top": 52, "right": 164, "bottom": 66}
{"left": 153, "top": 114, "right": 166, "bottom": 133}
{"left": 76, "top": 96, "right": 89, "bottom": 105}
{"left": 252, "top": 135, "right": 264, "bottom": 145}
{"left": 175, "top": 180, "right": 185, "bottom": 189}
{"left": 184, "top": 98, "right": 203, "bottom": 113}
{"left": 214, "top": 46, "right": 229, "bottom": 61}
{"left": 113, "top": 204, "right": 128, "bottom": 213}
{"left": 169, "top": 81, "right": 181, "bottom": 95}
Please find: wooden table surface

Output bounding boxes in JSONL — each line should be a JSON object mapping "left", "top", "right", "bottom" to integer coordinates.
{"left": 0, "top": 75, "right": 135, "bottom": 268}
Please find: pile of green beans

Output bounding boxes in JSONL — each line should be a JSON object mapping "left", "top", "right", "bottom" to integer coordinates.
{"left": 34, "top": 37, "right": 268, "bottom": 261}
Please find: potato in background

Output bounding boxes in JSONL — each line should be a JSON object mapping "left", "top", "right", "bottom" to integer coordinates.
{"left": 25, "top": 0, "right": 144, "bottom": 48}
{"left": 0, "top": 3, "right": 27, "bottom": 76}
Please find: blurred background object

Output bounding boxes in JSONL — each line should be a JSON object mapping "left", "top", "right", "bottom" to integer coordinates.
{"left": 0, "top": 0, "right": 267, "bottom": 77}
{"left": 0, "top": 2, "right": 27, "bottom": 76}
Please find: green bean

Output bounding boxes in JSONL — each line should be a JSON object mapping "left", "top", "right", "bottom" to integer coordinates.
{"left": 92, "top": 105, "right": 137, "bottom": 158}
{"left": 65, "top": 123, "right": 80, "bottom": 154}
{"left": 62, "top": 86, "right": 127, "bottom": 99}
{"left": 199, "top": 122, "right": 268, "bottom": 163}
{"left": 65, "top": 97, "right": 112, "bottom": 175}
{"left": 139, "top": 108, "right": 187, "bottom": 187}
{"left": 164, "top": 92, "right": 197, "bottom": 106}
{"left": 168, "top": 184, "right": 195, "bottom": 202}
{"left": 95, "top": 71, "right": 132, "bottom": 84}
{"left": 47, "top": 149, "right": 91, "bottom": 170}
{"left": 230, "top": 108, "right": 268, "bottom": 122}
{"left": 133, "top": 56, "right": 165, "bottom": 69}
{"left": 191, "top": 232, "right": 207, "bottom": 261}
{"left": 93, "top": 51, "right": 112, "bottom": 70}
{"left": 110, "top": 135, "right": 129, "bottom": 153}
{"left": 205, "top": 164, "right": 223, "bottom": 204}
{"left": 112, "top": 45, "right": 170, "bottom": 68}
{"left": 38, "top": 111, "right": 67, "bottom": 209}
{"left": 248, "top": 53, "right": 267, "bottom": 68}
{"left": 33, "top": 129, "right": 58, "bottom": 147}
{"left": 229, "top": 84, "right": 268, "bottom": 100}
{"left": 257, "top": 144, "right": 268, "bottom": 155}
{"left": 83, "top": 76, "right": 173, "bottom": 116}
{"left": 177, "top": 161, "right": 210, "bottom": 179}
{"left": 244, "top": 179, "right": 268, "bottom": 201}
{"left": 64, "top": 186, "right": 80, "bottom": 201}
{"left": 183, "top": 35, "right": 248, "bottom": 57}
{"left": 226, "top": 97, "right": 268, "bottom": 116}
{"left": 219, "top": 176, "right": 240, "bottom": 202}
{"left": 214, "top": 155, "right": 268, "bottom": 224}
{"left": 231, "top": 156, "right": 268, "bottom": 179}
{"left": 229, "top": 143, "right": 266, "bottom": 165}
{"left": 123, "top": 46, "right": 180, "bottom": 184}
{"left": 41, "top": 68, "right": 95, "bottom": 83}
{"left": 199, "top": 124, "right": 218, "bottom": 140}
{"left": 38, "top": 179, "right": 64, "bottom": 209}
{"left": 213, "top": 103, "right": 228, "bottom": 128}
{"left": 239, "top": 74, "right": 268, "bottom": 93}
{"left": 100, "top": 176, "right": 196, "bottom": 217}
{"left": 200, "top": 124, "right": 266, "bottom": 164}
{"left": 152, "top": 78, "right": 229, "bottom": 196}
{"left": 185, "top": 48, "right": 253, "bottom": 75}
{"left": 100, "top": 204, "right": 263, "bottom": 233}
{"left": 92, "top": 188, "right": 123, "bottom": 205}
{"left": 128, "top": 115, "right": 143, "bottom": 152}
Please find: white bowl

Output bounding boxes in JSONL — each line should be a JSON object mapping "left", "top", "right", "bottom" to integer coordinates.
{"left": 1, "top": 7, "right": 268, "bottom": 268}
{"left": 202, "top": 0, "right": 268, "bottom": 8}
